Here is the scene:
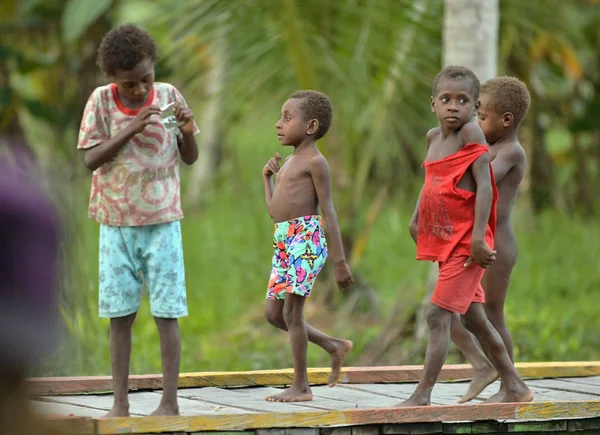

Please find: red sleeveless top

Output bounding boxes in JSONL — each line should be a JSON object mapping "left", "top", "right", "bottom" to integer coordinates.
{"left": 417, "top": 143, "right": 498, "bottom": 262}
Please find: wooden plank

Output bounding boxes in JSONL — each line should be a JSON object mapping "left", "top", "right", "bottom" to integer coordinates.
{"left": 527, "top": 379, "right": 600, "bottom": 397}
{"left": 178, "top": 386, "right": 327, "bottom": 413}
{"left": 28, "top": 362, "right": 600, "bottom": 395}
{"left": 94, "top": 400, "right": 600, "bottom": 434}
{"left": 310, "top": 385, "right": 401, "bottom": 408}
{"left": 46, "top": 391, "right": 250, "bottom": 417}
{"left": 44, "top": 416, "right": 95, "bottom": 435}
{"left": 560, "top": 376, "right": 600, "bottom": 387}
{"left": 32, "top": 399, "right": 108, "bottom": 418}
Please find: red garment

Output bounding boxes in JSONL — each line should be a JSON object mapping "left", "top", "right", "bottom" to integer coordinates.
{"left": 417, "top": 143, "right": 497, "bottom": 262}
{"left": 432, "top": 255, "right": 485, "bottom": 314}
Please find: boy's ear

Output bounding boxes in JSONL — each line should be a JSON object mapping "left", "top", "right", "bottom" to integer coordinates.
{"left": 307, "top": 119, "right": 319, "bottom": 135}
{"left": 474, "top": 100, "right": 481, "bottom": 116}
{"left": 503, "top": 112, "right": 514, "bottom": 128}
{"left": 430, "top": 96, "right": 436, "bottom": 113}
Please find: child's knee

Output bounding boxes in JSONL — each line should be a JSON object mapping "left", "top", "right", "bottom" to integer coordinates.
{"left": 265, "top": 304, "right": 284, "bottom": 327}
{"left": 153, "top": 316, "right": 179, "bottom": 332}
{"left": 426, "top": 305, "right": 450, "bottom": 330}
{"left": 110, "top": 312, "right": 137, "bottom": 329}
{"left": 282, "top": 302, "right": 303, "bottom": 327}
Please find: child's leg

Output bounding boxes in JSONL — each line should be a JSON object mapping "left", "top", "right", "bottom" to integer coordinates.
{"left": 397, "top": 305, "right": 453, "bottom": 407}
{"left": 462, "top": 303, "right": 532, "bottom": 403}
{"left": 265, "top": 300, "right": 352, "bottom": 386}
{"left": 152, "top": 317, "right": 181, "bottom": 416}
{"left": 450, "top": 314, "right": 498, "bottom": 403}
{"left": 266, "top": 293, "right": 312, "bottom": 402}
{"left": 106, "top": 313, "right": 136, "bottom": 417}
{"left": 98, "top": 224, "right": 143, "bottom": 418}
{"left": 143, "top": 221, "right": 188, "bottom": 415}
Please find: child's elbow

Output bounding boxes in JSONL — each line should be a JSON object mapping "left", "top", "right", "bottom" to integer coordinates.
{"left": 181, "top": 154, "right": 198, "bottom": 165}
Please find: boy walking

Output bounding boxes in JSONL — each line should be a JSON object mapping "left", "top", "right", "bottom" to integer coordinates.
{"left": 402, "top": 67, "right": 532, "bottom": 406}
{"left": 262, "top": 91, "right": 354, "bottom": 403}
{"left": 450, "top": 77, "right": 531, "bottom": 403}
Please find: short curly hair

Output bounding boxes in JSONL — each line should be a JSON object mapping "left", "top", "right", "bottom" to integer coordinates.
{"left": 97, "top": 24, "right": 158, "bottom": 76}
{"left": 432, "top": 65, "right": 480, "bottom": 101}
{"left": 481, "top": 77, "right": 531, "bottom": 126}
{"left": 289, "top": 90, "right": 333, "bottom": 140}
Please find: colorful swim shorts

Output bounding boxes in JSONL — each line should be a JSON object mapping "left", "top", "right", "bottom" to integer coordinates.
{"left": 431, "top": 255, "right": 485, "bottom": 315}
{"left": 266, "top": 215, "right": 328, "bottom": 300}
{"left": 98, "top": 221, "right": 188, "bottom": 319}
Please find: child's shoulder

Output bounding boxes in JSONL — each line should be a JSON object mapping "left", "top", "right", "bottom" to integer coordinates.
{"left": 426, "top": 127, "right": 441, "bottom": 147}
{"left": 458, "top": 121, "right": 486, "bottom": 146}
{"left": 497, "top": 140, "right": 526, "bottom": 163}
{"left": 153, "top": 82, "right": 188, "bottom": 106}
{"left": 88, "top": 84, "right": 113, "bottom": 101}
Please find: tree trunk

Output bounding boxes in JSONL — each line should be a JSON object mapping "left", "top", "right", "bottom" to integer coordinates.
{"left": 186, "top": 33, "right": 226, "bottom": 208}
{"left": 414, "top": 0, "right": 498, "bottom": 343}
{"left": 530, "top": 109, "right": 557, "bottom": 213}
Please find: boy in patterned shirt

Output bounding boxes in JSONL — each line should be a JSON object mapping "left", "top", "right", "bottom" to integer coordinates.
{"left": 77, "top": 24, "right": 199, "bottom": 417}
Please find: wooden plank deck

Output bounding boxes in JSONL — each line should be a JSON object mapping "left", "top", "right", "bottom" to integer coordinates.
{"left": 33, "top": 363, "right": 600, "bottom": 435}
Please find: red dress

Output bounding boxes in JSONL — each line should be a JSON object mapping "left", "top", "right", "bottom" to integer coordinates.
{"left": 417, "top": 143, "right": 498, "bottom": 314}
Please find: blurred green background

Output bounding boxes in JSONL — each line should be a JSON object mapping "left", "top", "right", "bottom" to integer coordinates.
{"left": 1, "top": 0, "right": 599, "bottom": 376}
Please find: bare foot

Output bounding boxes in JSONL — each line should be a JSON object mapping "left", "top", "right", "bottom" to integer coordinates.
{"left": 458, "top": 365, "right": 498, "bottom": 403}
{"left": 486, "top": 384, "right": 533, "bottom": 403}
{"left": 396, "top": 392, "right": 431, "bottom": 407}
{"left": 265, "top": 386, "right": 313, "bottom": 402}
{"left": 150, "top": 404, "right": 180, "bottom": 416}
{"left": 328, "top": 339, "right": 353, "bottom": 386}
{"left": 101, "top": 405, "right": 130, "bottom": 418}
{"left": 485, "top": 387, "right": 506, "bottom": 403}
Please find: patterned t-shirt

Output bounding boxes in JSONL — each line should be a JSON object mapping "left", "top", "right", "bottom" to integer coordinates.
{"left": 77, "top": 82, "right": 199, "bottom": 227}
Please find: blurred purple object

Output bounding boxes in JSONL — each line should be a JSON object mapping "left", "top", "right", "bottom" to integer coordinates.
{"left": 0, "top": 154, "right": 60, "bottom": 369}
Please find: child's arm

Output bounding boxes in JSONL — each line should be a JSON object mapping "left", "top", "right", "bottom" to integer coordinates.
{"left": 174, "top": 103, "right": 198, "bottom": 165}
{"left": 408, "top": 185, "right": 423, "bottom": 245}
{"left": 466, "top": 151, "right": 496, "bottom": 268}
{"left": 460, "top": 122, "right": 495, "bottom": 268}
{"left": 409, "top": 128, "right": 436, "bottom": 244}
{"left": 83, "top": 105, "right": 161, "bottom": 171}
{"left": 490, "top": 144, "right": 525, "bottom": 183}
{"left": 310, "top": 155, "right": 354, "bottom": 289}
{"left": 262, "top": 153, "right": 281, "bottom": 218}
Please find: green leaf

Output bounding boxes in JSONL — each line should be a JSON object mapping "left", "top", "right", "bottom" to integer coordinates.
{"left": 61, "top": 0, "right": 112, "bottom": 43}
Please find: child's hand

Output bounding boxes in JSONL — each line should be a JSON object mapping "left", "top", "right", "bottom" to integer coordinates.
{"left": 129, "top": 105, "right": 161, "bottom": 134}
{"left": 263, "top": 153, "right": 282, "bottom": 177}
{"left": 174, "top": 103, "right": 195, "bottom": 135}
{"left": 335, "top": 260, "right": 355, "bottom": 290}
{"left": 465, "top": 240, "right": 496, "bottom": 268}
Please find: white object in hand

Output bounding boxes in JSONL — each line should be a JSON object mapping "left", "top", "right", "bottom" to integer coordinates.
{"left": 160, "top": 102, "right": 186, "bottom": 130}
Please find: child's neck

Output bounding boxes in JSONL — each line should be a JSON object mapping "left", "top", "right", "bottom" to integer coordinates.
{"left": 293, "top": 139, "right": 317, "bottom": 154}
{"left": 490, "top": 128, "right": 519, "bottom": 146}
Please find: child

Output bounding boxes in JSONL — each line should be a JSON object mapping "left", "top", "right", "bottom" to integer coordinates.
{"left": 450, "top": 77, "right": 531, "bottom": 403}
{"left": 402, "top": 66, "right": 532, "bottom": 406}
{"left": 77, "top": 24, "right": 199, "bottom": 417}
{"left": 262, "top": 90, "right": 354, "bottom": 403}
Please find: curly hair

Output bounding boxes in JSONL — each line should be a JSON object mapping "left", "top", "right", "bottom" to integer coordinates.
{"left": 432, "top": 65, "right": 480, "bottom": 101}
{"left": 97, "top": 24, "right": 158, "bottom": 76}
{"left": 289, "top": 90, "right": 333, "bottom": 140}
{"left": 481, "top": 77, "right": 531, "bottom": 126}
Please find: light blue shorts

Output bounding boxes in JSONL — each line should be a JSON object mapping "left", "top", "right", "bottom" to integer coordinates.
{"left": 98, "top": 221, "right": 188, "bottom": 319}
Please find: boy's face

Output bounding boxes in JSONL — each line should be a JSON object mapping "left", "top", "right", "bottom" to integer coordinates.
{"left": 431, "top": 78, "right": 478, "bottom": 130}
{"left": 276, "top": 99, "right": 312, "bottom": 146}
{"left": 112, "top": 57, "right": 155, "bottom": 106}
{"left": 477, "top": 93, "right": 512, "bottom": 145}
